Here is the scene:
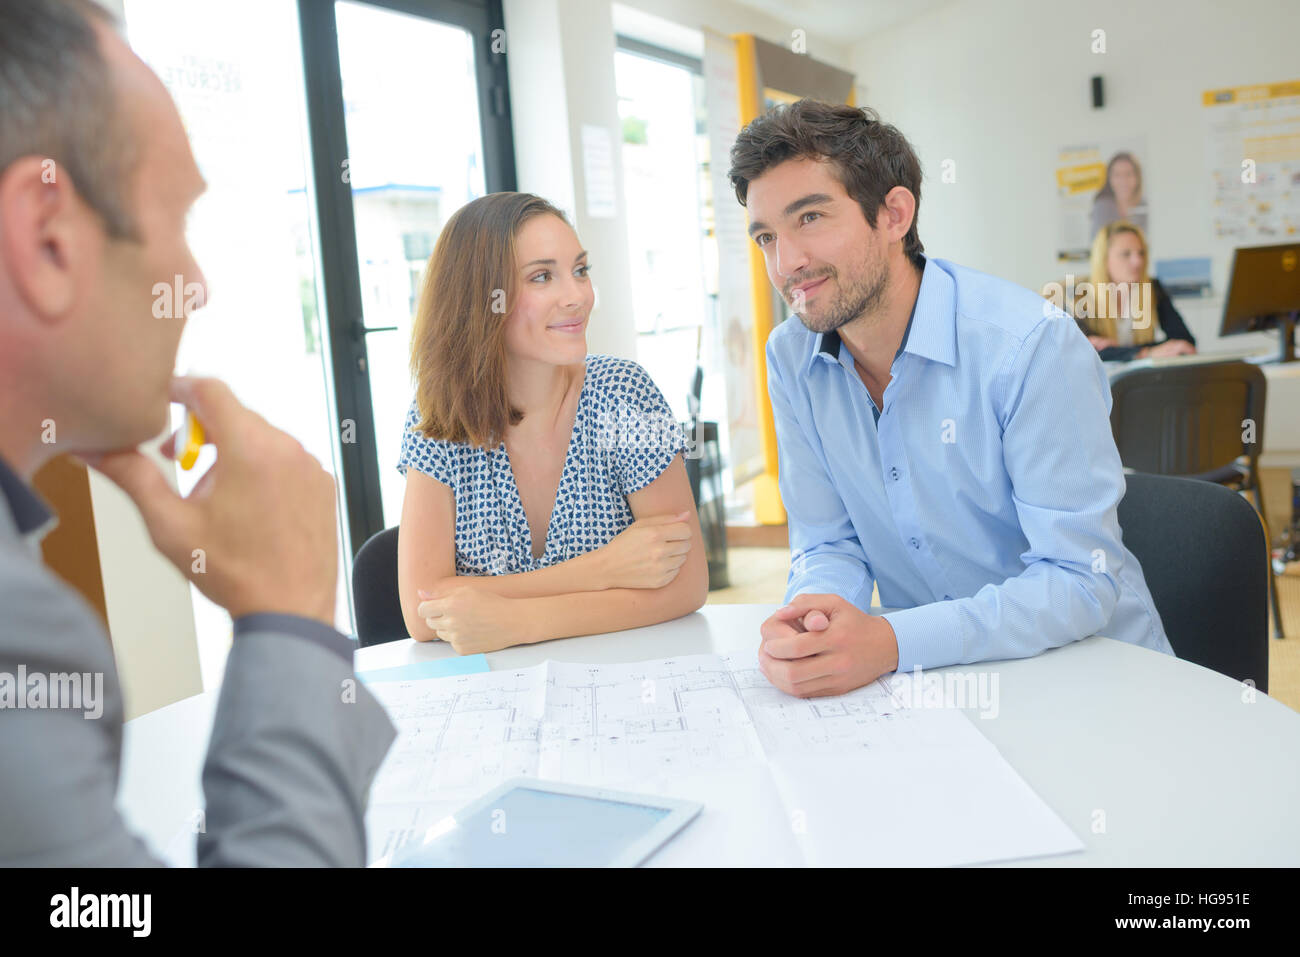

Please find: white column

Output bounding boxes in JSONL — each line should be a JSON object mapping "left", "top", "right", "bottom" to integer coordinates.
{"left": 503, "top": 0, "right": 638, "bottom": 360}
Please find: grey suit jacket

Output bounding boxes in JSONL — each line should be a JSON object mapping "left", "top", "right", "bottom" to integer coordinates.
{"left": 0, "top": 465, "right": 395, "bottom": 866}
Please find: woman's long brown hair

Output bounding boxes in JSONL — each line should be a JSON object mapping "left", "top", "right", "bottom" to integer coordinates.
{"left": 409, "top": 192, "right": 569, "bottom": 448}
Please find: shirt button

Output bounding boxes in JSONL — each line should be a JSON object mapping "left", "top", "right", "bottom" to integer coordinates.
{"left": 889, "top": 467, "right": 899, "bottom": 481}
{"left": 909, "top": 537, "right": 920, "bottom": 549}
{"left": 943, "top": 594, "right": 953, "bottom": 601}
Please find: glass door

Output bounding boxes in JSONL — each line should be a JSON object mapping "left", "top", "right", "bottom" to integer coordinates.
{"left": 119, "top": 0, "right": 512, "bottom": 661}
{"left": 299, "top": 0, "right": 515, "bottom": 556}
{"left": 122, "top": 0, "right": 352, "bottom": 684}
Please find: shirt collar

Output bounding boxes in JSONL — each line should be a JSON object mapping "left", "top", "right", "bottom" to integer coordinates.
{"left": 0, "top": 452, "right": 56, "bottom": 539}
{"left": 805, "top": 255, "right": 957, "bottom": 372}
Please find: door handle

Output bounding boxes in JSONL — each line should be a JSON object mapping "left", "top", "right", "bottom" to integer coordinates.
{"left": 351, "top": 317, "right": 398, "bottom": 342}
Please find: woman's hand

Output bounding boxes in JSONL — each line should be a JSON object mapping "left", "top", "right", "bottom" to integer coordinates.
{"left": 416, "top": 586, "right": 529, "bottom": 654}
{"left": 1087, "top": 335, "right": 1117, "bottom": 350}
{"left": 592, "top": 511, "right": 693, "bottom": 589}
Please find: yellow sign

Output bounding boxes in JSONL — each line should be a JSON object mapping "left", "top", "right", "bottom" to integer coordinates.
{"left": 1203, "top": 80, "right": 1300, "bottom": 107}
{"left": 1056, "top": 162, "right": 1106, "bottom": 195}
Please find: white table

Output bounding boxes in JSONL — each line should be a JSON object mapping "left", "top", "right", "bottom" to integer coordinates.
{"left": 119, "top": 604, "right": 1300, "bottom": 866}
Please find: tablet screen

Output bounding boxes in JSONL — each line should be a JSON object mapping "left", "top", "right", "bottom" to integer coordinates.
{"left": 392, "top": 786, "right": 675, "bottom": 867}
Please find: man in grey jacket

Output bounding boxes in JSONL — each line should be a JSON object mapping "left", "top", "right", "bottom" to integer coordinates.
{"left": 0, "top": 0, "right": 395, "bottom": 865}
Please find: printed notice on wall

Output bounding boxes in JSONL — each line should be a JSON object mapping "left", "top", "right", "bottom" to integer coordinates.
{"left": 581, "top": 124, "right": 617, "bottom": 219}
{"left": 1203, "top": 80, "right": 1300, "bottom": 244}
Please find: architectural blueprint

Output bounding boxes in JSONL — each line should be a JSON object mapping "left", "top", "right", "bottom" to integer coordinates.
{"left": 364, "top": 650, "right": 1084, "bottom": 866}
{"left": 367, "top": 650, "right": 916, "bottom": 808}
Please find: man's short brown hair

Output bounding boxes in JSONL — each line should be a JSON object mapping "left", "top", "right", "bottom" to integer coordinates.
{"left": 728, "top": 99, "right": 924, "bottom": 268}
{"left": 0, "top": 0, "right": 138, "bottom": 238}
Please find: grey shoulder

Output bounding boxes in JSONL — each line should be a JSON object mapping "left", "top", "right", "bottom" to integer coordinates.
{"left": 0, "top": 545, "right": 117, "bottom": 676}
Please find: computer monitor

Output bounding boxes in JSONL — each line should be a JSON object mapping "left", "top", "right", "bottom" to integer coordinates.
{"left": 1220, "top": 243, "right": 1300, "bottom": 363}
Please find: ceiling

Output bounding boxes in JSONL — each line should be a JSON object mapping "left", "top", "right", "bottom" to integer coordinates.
{"left": 729, "top": 0, "right": 954, "bottom": 45}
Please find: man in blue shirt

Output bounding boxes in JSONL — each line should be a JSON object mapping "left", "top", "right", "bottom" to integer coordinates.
{"left": 728, "top": 99, "right": 1172, "bottom": 697}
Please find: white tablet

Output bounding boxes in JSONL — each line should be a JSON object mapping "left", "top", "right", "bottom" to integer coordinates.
{"left": 384, "top": 778, "right": 702, "bottom": 868}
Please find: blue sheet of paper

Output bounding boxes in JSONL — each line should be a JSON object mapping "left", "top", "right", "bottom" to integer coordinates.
{"left": 359, "top": 655, "right": 490, "bottom": 684}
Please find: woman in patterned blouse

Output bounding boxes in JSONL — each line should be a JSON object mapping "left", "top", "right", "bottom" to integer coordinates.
{"left": 396, "top": 192, "right": 707, "bottom": 651}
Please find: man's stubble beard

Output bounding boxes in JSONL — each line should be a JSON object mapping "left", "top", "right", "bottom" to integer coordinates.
{"left": 793, "top": 250, "right": 890, "bottom": 336}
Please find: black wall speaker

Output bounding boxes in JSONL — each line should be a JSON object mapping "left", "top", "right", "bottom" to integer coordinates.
{"left": 1092, "top": 75, "right": 1104, "bottom": 109}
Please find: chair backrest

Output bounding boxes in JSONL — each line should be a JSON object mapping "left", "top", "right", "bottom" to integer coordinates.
{"left": 1109, "top": 360, "right": 1266, "bottom": 478}
{"left": 351, "top": 526, "right": 407, "bottom": 647}
{"left": 1117, "top": 473, "right": 1268, "bottom": 692}
{"left": 687, "top": 365, "right": 703, "bottom": 417}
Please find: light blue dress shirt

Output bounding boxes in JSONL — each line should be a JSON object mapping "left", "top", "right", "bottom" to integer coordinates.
{"left": 767, "top": 255, "right": 1174, "bottom": 671}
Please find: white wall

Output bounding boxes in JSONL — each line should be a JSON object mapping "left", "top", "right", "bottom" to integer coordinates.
{"left": 849, "top": 0, "right": 1300, "bottom": 351}
{"left": 504, "top": 0, "right": 640, "bottom": 360}
{"left": 616, "top": 0, "right": 853, "bottom": 68}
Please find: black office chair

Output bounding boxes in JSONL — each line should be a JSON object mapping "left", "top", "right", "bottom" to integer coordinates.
{"left": 1109, "top": 360, "right": 1284, "bottom": 638}
{"left": 1118, "top": 473, "right": 1268, "bottom": 692}
{"left": 352, "top": 526, "right": 408, "bottom": 647}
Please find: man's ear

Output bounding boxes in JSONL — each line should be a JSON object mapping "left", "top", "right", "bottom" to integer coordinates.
{"left": 881, "top": 185, "right": 917, "bottom": 244}
{"left": 0, "top": 156, "right": 92, "bottom": 323}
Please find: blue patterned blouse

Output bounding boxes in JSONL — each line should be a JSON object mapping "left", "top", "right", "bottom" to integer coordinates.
{"left": 397, "top": 354, "right": 686, "bottom": 577}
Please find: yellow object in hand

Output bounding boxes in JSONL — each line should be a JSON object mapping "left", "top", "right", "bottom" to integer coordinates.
{"left": 176, "top": 410, "right": 206, "bottom": 471}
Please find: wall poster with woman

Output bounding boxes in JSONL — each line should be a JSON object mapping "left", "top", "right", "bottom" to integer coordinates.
{"left": 1055, "top": 138, "right": 1149, "bottom": 264}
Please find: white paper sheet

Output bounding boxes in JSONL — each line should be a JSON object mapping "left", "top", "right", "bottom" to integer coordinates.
{"left": 364, "top": 651, "right": 1083, "bottom": 866}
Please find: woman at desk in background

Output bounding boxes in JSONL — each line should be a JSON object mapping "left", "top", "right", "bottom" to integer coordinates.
{"left": 1077, "top": 220, "right": 1197, "bottom": 361}
{"left": 395, "top": 191, "right": 707, "bottom": 653}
